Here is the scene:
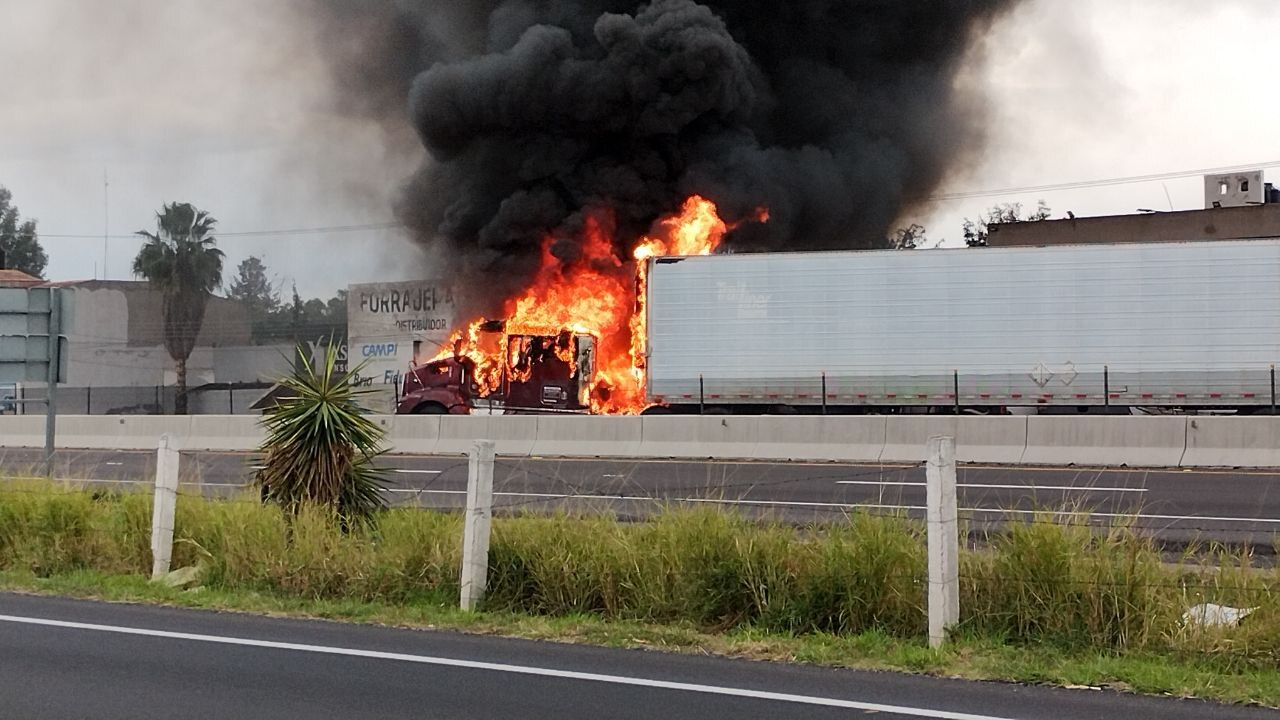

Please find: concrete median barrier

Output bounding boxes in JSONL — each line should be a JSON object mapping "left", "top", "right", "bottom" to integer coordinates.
{"left": 1022, "top": 416, "right": 1187, "bottom": 467}
{"left": 751, "top": 416, "right": 885, "bottom": 462}
{"left": 531, "top": 416, "right": 643, "bottom": 458}
{"left": 384, "top": 415, "right": 440, "bottom": 454}
{"left": 880, "top": 416, "right": 1028, "bottom": 464}
{"left": 1182, "top": 416, "right": 1280, "bottom": 468}
{"left": 0, "top": 416, "right": 46, "bottom": 448}
{"left": 436, "top": 416, "right": 537, "bottom": 457}
{"left": 0, "top": 413, "right": 1246, "bottom": 470}
{"left": 186, "top": 416, "right": 263, "bottom": 451}
{"left": 48, "top": 415, "right": 194, "bottom": 450}
{"left": 639, "top": 416, "right": 761, "bottom": 460}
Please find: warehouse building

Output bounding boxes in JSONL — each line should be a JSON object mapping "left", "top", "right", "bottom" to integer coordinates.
{"left": 988, "top": 171, "right": 1280, "bottom": 247}
{"left": 2, "top": 278, "right": 293, "bottom": 414}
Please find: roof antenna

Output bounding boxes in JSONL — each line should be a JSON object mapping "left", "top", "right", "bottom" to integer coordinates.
{"left": 1162, "top": 182, "right": 1174, "bottom": 212}
{"left": 103, "top": 169, "right": 110, "bottom": 280}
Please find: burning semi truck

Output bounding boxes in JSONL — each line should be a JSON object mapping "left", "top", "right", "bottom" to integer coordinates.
{"left": 399, "top": 322, "right": 598, "bottom": 415}
{"left": 399, "top": 233, "right": 1280, "bottom": 414}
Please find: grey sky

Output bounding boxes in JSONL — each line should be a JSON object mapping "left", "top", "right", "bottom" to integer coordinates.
{"left": 1, "top": 1, "right": 1277, "bottom": 297}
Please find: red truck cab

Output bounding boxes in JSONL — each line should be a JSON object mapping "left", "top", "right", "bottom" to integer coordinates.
{"left": 397, "top": 328, "right": 596, "bottom": 415}
{"left": 396, "top": 355, "right": 476, "bottom": 414}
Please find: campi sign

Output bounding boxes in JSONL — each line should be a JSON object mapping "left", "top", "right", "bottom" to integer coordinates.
{"left": 361, "top": 343, "right": 398, "bottom": 358}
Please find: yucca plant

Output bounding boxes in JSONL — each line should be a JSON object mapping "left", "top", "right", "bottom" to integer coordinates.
{"left": 254, "top": 343, "right": 387, "bottom": 527}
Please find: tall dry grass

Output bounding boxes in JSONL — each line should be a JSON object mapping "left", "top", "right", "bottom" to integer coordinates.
{"left": 0, "top": 482, "right": 1276, "bottom": 665}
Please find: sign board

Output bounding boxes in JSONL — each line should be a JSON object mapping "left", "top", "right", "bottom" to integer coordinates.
{"left": 347, "top": 281, "right": 457, "bottom": 409}
{"left": 0, "top": 287, "right": 69, "bottom": 384}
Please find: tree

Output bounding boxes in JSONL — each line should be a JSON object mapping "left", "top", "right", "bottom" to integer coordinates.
{"left": 254, "top": 343, "right": 387, "bottom": 527}
{"left": 262, "top": 283, "right": 347, "bottom": 339}
{"left": 228, "top": 255, "right": 279, "bottom": 317}
{"left": 0, "top": 186, "right": 48, "bottom": 278}
{"left": 227, "top": 256, "right": 280, "bottom": 341}
{"left": 963, "top": 200, "right": 1052, "bottom": 247}
{"left": 133, "top": 203, "right": 225, "bottom": 415}
{"left": 889, "top": 223, "right": 928, "bottom": 250}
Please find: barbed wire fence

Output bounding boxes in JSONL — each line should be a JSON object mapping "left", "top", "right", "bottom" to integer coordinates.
{"left": 1, "top": 442, "right": 1277, "bottom": 645}
{"left": 2, "top": 445, "right": 1280, "bottom": 544}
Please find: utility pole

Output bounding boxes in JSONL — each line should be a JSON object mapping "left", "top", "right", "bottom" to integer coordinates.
{"left": 103, "top": 170, "right": 109, "bottom": 280}
{"left": 42, "top": 290, "right": 62, "bottom": 478}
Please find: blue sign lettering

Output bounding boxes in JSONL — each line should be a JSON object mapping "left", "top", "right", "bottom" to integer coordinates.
{"left": 360, "top": 343, "right": 398, "bottom": 358}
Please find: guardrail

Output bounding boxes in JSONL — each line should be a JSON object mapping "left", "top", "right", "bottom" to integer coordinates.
{"left": 2, "top": 414, "right": 1280, "bottom": 468}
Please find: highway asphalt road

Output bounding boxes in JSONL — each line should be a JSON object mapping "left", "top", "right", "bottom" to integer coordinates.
{"left": 1, "top": 593, "right": 1275, "bottom": 720}
{"left": 1, "top": 448, "right": 1278, "bottom": 543}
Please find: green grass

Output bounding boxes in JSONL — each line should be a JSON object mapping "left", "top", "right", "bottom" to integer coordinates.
{"left": 0, "top": 481, "right": 1277, "bottom": 707}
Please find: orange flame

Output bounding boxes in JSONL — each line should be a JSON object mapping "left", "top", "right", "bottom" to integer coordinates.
{"left": 435, "top": 195, "right": 764, "bottom": 414}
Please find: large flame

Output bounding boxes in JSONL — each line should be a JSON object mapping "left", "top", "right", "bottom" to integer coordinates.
{"left": 437, "top": 195, "right": 764, "bottom": 413}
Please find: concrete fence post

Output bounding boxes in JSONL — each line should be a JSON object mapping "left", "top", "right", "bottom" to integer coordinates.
{"left": 150, "top": 433, "right": 180, "bottom": 579}
{"left": 926, "top": 435, "right": 960, "bottom": 648}
{"left": 460, "top": 439, "right": 496, "bottom": 611}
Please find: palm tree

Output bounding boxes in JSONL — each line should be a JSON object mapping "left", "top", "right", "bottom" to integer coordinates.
{"left": 133, "top": 203, "right": 224, "bottom": 415}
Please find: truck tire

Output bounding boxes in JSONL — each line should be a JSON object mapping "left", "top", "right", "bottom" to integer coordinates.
{"left": 411, "top": 403, "right": 447, "bottom": 415}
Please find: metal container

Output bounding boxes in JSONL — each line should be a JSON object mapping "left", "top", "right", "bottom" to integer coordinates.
{"left": 644, "top": 239, "right": 1280, "bottom": 409}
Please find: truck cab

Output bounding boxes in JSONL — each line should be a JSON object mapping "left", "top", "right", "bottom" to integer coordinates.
{"left": 397, "top": 327, "right": 596, "bottom": 415}
{"left": 396, "top": 355, "right": 476, "bottom": 414}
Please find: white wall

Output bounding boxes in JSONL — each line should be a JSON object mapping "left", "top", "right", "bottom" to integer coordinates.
{"left": 348, "top": 280, "right": 456, "bottom": 411}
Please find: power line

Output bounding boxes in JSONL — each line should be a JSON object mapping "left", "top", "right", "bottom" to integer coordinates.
{"left": 927, "top": 160, "right": 1280, "bottom": 202}
{"left": 12, "top": 160, "right": 1280, "bottom": 241}
{"left": 17, "top": 222, "right": 404, "bottom": 241}
{"left": 218, "top": 222, "right": 402, "bottom": 238}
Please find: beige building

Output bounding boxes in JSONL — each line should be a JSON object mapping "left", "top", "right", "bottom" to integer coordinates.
{"left": 11, "top": 279, "right": 292, "bottom": 414}
{"left": 988, "top": 171, "right": 1280, "bottom": 247}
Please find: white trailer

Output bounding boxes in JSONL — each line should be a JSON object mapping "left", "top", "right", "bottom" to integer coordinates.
{"left": 643, "top": 239, "right": 1280, "bottom": 412}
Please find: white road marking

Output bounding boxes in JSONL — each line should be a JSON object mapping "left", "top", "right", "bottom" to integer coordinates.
{"left": 0, "top": 478, "right": 250, "bottom": 490}
{"left": 104, "top": 462, "right": 123, "bottom": 466}
{"left": 31, "top": 478, "right": 145, "bottom": 486}
{"left": 392, "top": 489, "right": 1280, "bottom": 525}
{"left": 0, "top": 478, "right": 1267, "bottom": 526}
{"left": 0, "top": 613, "right": 1021, "bottom": 720}
{"left": 391, "top": 469, "right": 442, "bottom": 475}
{"left": 20, "top": 448, "right": 1280, "bottom": 476}
{"left": 835, "top": 480, "right": 1147, "bottom": 493}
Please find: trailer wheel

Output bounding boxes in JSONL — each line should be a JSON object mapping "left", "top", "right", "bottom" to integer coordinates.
{"left": 411, "top": 402, "right": 447, "bottom": 415}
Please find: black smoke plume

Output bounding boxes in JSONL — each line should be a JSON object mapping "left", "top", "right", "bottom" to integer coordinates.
{"left": 307, "top": 0, "right": 1018, "bottom": 317}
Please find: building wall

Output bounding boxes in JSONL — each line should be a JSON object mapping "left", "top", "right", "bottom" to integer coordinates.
{"left": 987, "top": 203, "right": 1280, "bottom": 247}
{"left": 347, "top": 280, "right": 456, "bottom": 411}
{"left": 211, "top": 345, "right": 295, "bottom": 384}
{"left": 119, "top": 285, "right": 251, "bottom": 347}
{"left": 189, "top": 387, "right": 269, "bottom": 415}
{"left": 33, "top": 282, "right": 295, "bottom": 413}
